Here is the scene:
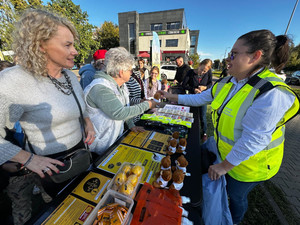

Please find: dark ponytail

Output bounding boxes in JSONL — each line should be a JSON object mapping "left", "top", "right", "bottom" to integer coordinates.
{"left": 272, "top": 35, "right": 290, "bottom": 73}
{"left": 238, "top": 30, "right": 291, "bottom": 74}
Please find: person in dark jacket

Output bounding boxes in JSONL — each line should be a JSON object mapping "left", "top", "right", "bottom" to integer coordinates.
{"left": 79, "top": 49, "right": 107, "bottom": 89}
{"left": 174, "top": 56, "right": 190, "bottom": 85}
{"left": 182, "top": 59, "right": 213, "bottom": 142}
{"left": 220, "top": 67, "right": 229, "bottom": 78}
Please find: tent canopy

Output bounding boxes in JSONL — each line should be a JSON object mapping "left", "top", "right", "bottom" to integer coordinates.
{"left": 138, "top": 52, "right": 150, "bottom": 58}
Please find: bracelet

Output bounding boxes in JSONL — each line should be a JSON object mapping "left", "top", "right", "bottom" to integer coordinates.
{"left": 23, "top": 153, "right": 34, "bottom": 168}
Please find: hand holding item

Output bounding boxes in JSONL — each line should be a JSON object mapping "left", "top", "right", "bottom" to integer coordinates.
{"left": 194, "top": 88, "right": 201, "bottom": 94}
{"left": 153, "top": 92, "right": 161, "bottom": 103}
{"left": 157, "top": 90, "right": 178, "bottom": 102}
{"left": 208, "top": 159, "right": 234, "bottom": 181}
{"left": 147, "top": 99, "right": 160, "bottom": 109}
{"left": 199, "top": 85, "right": 207, "bottom": 92}
{"left": 26, "top": 154, "right": 65, "bottom": 178}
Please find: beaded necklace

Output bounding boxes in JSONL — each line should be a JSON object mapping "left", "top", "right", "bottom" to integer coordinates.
{"left": 47, "top": 71, "right": 73, "bottom": 95}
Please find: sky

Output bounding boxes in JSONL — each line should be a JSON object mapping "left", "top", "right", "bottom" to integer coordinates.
{"left": 72, "top": 0, "right": 300, "bottom": 61}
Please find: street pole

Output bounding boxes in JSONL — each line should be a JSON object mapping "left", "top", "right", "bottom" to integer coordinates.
{"left": 224, "top": 47, "right": 230, "bottom": 60}
{"left": 222, "top": 47, "right": 230, "bottom": 69}
{"left": 285, "top": 0, "right": 299, "bottom": 35}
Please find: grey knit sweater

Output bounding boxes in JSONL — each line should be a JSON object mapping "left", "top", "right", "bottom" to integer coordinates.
{"left": 0, "top": 66, "right": 85, "bottom": 164}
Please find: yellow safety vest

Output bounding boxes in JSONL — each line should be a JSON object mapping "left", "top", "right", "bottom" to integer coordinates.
{"left": 211, "top": 68, "right": 300, "bottom": 182}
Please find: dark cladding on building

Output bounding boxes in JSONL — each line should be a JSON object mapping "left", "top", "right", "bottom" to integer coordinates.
{"left": 118, "top": 8, "right": 199, "bottom": 62}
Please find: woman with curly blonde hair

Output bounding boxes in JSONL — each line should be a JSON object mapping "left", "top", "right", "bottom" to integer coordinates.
{"left": 0, "top": 9, "right": 95, "bottom": 224}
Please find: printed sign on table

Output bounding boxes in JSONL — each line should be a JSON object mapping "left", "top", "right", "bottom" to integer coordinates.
{"left": 42, "top": 195, "right": 94, "bottom": 225}
{"left": 42, "top": 172, "right": 111, "bottom": 225}
{"left": 121, "top": 130, "right": 171, "bottom": 154}
{"left": 71, "top": 172, "right": 111, "bottom": 204}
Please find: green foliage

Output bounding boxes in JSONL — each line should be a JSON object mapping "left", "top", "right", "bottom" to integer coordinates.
{"left": 1, "top": 0, "right": 102, "bottom": 64}
{"left": 47, "top": 0, "right": 96, "bottom": 64}
{"left": 189, "top": 53, "right": 200, "bottom": 68}
{"left": 0, "top": 0, "right": 16, "bottom": 61}
{"left": 285, "top": 43, "right": 300, "bottom": 71}
{"left": 213, "top": 59, "right": 220, "bottom": 69}
{"left": 94, "top": 21, "right": 119, "bottom": 50}
{"left": 10, "top": 0, "right": 30, "bottom": 11}
{"left": 28, "top": 0, "right": 43, "bottom": 7}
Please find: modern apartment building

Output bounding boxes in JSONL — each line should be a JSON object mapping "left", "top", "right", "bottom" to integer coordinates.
{"left": 118, "top": 8, "right": 199, "bottom": 62}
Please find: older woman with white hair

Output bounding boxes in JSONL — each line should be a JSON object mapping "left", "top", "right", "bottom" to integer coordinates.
{"left": 84, "top": 47, "right": 158, "bottom": 156}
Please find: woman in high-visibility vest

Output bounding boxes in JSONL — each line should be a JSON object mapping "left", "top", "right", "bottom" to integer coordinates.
{"left": 158, "top": 29, "right": 300, "bottom": 224}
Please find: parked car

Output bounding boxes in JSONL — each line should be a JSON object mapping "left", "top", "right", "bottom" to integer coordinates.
{"left": 269, "top": 68, "right": 286, "bottom": 81}
{"left": 160, "top": 64, "right": 177, "bottom": 80}
{"left": 286, "top": 71, "right": 300, "bottom": 85}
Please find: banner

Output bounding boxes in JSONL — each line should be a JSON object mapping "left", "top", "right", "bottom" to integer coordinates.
{"left": 152, "top": 31, "right": 161, "bottom": 80}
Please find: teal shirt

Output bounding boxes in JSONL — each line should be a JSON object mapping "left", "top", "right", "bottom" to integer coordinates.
{"left": 86, "top": 71, "right": 149, "bottom": 128}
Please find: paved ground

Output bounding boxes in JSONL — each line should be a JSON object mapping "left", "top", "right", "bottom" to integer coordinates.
{"left": 271, "top": 113, "right": 300, "bottom": 219}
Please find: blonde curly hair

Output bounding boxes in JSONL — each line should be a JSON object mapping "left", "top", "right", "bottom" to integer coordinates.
{"left": 13, "top": 8, "right": 78, "bottom": 77}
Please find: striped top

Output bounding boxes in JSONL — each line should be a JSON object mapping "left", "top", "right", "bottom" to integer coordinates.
{"left": 126, "top": 73, "right": 144, "bottom": 122}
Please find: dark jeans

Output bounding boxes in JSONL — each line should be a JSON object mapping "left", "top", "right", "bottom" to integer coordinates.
{"left": 226, "top": 174, "right": 262, "bottom": 224}
{"left": 199, "top": 105, "right": 207, "bottom": 135}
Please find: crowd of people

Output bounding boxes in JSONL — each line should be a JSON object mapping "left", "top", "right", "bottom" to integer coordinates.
{"left": 0, "top": 7, "right": 299, "bottom": 225}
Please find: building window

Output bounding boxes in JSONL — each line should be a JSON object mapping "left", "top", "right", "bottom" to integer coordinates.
{"left": 191, "top": 36, "right": 197, "bottom": 46}
{"left": 167, "top": 22, "right": 180, "bottom": 30}
{"left": 129, "top": 23, "right": 135, "bottom": 39}
{"left": 130, "top": 39, "right": 135, "bottom": 54}
{"left": 166, "top": 39, "right": 178, "bottom": 47}
{"left": 151, "top": 23, "right": 162, "bottom": 31}
{"left": 150, "top": 40, "right": 162, "bottom": 47}
{"left": 129, "top": 23, "right": 135, "bottom": 54}
{"left": 190, "top": 47, "right": 195, "bottom": 55}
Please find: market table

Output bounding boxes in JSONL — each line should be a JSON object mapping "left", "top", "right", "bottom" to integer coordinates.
{"left": 27, "top": 105, "right": 203, "bottom": 225}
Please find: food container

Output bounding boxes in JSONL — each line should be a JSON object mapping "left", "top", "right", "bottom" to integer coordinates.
{"left": 106, "top": 162, "right": 144, "bottom": 198}
{"left": 83, "top": 189, "right": 134, "bottom": 225}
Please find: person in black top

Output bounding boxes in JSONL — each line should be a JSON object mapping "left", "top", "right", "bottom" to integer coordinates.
{"left": 182, "top": 59, "right": 213, "bottom": 142}
{"left": 174, "top": 56, "right": 191, "bottom": 85}
{"left": 220, "top": 67, "right": 229, "bottom": 78}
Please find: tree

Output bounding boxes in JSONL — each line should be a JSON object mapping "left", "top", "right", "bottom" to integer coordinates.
{"left": 47, "top": 0, "right": 96, "bottom": 64}
{"left": 1, "top": 0, "right": 100, "bottom": 64}
{"left": 213, "top": 59, "right": 221, "bottom": 70}
{"left": 189, "top": 53, "right": 200, "bottom": 68}
{"left": 9, "top": 0, "right": 30, "bottom": 11}
{"left": 285, "top": 43, "right": 300, "bottom": 71}
{"left": 1, "top": 0, "right": 43, "bottom": 61}
{"left": 94, "top": 21, "right": 119, "bottom": 50}
{"left": 0, "top": 0, "right": 16, "bottom": 61}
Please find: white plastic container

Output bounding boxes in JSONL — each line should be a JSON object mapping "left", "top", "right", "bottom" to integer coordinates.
{"left": 106, "top": 162, "right": 144, "bottom": 198}
{"left": 83, "top": 189, "right": 134, "bottom": 225}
